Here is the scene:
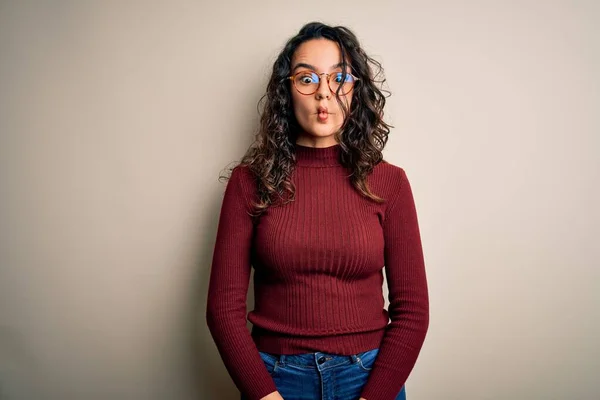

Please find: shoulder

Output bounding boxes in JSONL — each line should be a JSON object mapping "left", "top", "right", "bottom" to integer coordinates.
{"left": 372, "top": 159, "right": 406, "bottom": 179}
{"left": 229, "top": 163, "right": 255, "bottom": 183}
{"left": 369, "top": 159, "right": 409, "bottom": 195}
{"left": 227, "top": 163, "right": 258, "bottom": 201}
{"left": 370, "top": 160, "right": 422, "bottom": 222}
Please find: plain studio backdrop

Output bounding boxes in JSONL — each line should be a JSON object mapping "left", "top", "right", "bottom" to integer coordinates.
{"left": 0, "top": 1, "right": 598, "bottom": 399}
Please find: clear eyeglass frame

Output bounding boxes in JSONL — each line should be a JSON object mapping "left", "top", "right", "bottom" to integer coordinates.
{"left": 286, "top": 70, "right": 360, "bottom": 96}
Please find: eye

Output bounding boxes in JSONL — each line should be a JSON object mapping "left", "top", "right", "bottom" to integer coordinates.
{"left": 334, "top": 72, "right": 354, "bottom": 83}
{"left": 297, "top": 72, "right": 318, "bottom": 85}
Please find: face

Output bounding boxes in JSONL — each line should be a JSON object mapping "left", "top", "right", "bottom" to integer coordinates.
{"left": 289, "top": 39, "right": 354, "bottom": 145}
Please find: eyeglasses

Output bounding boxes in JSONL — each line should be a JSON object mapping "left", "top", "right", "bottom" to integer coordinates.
{"left": 287, "top": 70, "right": 359, "bottom": 96}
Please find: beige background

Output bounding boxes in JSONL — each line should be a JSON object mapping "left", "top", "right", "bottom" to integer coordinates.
{"left": 1, "top": 1, "right": 598, "bottom": 399}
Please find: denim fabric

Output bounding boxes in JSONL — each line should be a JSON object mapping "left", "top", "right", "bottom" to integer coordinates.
{"left": 241, "top": 348, "right": 406, "bottom": 400}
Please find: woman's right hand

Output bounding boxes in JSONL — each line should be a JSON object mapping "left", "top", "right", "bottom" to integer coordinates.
{"left": 260, "top": 390, "right": 284, "bottom": 400}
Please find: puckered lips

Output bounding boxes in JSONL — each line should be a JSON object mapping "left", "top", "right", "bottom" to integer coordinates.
{"left": 316, "top": 106, "right": 330, "bottom": 122}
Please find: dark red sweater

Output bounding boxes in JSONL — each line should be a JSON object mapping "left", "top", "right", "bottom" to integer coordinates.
{"left": 206, "top": 143, "right": 429, "bottom": 400}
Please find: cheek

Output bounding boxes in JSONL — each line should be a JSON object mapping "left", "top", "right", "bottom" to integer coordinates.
{"left": 291, "top": 91, "right": 309, "bottom": 118}
{"left": 335, "top": 95, "right": 353, "bottom": 122}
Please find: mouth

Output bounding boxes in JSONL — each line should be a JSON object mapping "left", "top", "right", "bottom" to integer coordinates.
{"left": 316, "top": 106, "right": 331, "bottom": 122}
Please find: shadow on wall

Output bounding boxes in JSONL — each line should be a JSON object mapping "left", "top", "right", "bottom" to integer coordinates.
{"left": 0, "top": 324, "right": 49, "bottom": 398}
{"left": 188, "top": 75, "right": 266, "bottom": 400}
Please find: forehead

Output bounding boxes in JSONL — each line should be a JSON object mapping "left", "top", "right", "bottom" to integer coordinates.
{"left": 291, "top": 39, "right": 348, "bottom": 70}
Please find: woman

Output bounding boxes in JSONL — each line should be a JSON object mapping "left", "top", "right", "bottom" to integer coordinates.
{"left": 206, "top": 22, "right": 429, "bottom": 400}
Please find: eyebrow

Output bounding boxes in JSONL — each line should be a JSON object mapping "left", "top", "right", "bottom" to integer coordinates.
{"left": 291, "top": 62, "right": 346, "bottom": 73}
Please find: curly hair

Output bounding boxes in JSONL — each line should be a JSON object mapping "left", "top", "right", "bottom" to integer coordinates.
{"left": 221, "top": 21, "right": 393, "bottom": 218}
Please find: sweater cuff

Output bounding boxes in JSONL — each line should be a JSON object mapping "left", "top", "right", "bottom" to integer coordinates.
{"left": 243, "top": 376, "right": 278, "bottom": 400}
{"left": 359, "top": 365, "right": 406, "bottom": 400}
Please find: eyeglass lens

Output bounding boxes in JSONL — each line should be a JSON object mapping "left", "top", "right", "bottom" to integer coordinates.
{"left": 293, "top": 71, "right": 356, "bottom": 95}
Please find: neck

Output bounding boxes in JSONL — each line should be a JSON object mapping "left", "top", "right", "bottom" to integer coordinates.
{"left": 294, "top": 142, "right": 342, "bottom": 167}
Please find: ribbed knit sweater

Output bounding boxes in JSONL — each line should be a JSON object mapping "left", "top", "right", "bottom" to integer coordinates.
{"left": 206, "top": 143, "right": 429, "bottom": 400}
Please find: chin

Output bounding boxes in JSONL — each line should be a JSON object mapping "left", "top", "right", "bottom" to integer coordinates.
{"left": 307, "top": 125, "right": 340, "bottom": 137}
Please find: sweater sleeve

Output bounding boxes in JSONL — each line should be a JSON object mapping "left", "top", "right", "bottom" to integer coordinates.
{"left": 360, "top": 167, "right": 430, "bottom": 400}
{"left": 205, "top": 166, "right": 278, "bottom": 400}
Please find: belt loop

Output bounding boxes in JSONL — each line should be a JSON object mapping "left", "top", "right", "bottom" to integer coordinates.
{"left": 350, "top": 354, "right": 358, "bottom": 363}
{"left": 279, "top": 354, "right": 286, "bottom": 365}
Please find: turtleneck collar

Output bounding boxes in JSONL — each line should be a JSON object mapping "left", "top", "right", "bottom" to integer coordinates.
{"left": 294, "top": 142, "right": 342, "bottom": 167}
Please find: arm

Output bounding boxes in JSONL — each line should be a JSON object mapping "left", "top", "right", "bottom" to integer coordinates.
{"left": 359, "top": 168, "right": 430, "bottom": 400}
{"left": 205, "top": 166, "right": 279, "bottom": 400}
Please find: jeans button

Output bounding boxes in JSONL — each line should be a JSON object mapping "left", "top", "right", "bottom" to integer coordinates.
{"left": 317, "top": 356, "right": 326, "bottom": 364}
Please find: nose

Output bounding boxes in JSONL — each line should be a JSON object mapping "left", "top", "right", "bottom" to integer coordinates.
{"left": 315, "top": 73, "right": 331, "bottom": 100}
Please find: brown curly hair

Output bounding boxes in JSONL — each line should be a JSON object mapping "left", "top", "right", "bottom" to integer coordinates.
{"left": 220, "top": 21, "right": 393, "bottom": 218}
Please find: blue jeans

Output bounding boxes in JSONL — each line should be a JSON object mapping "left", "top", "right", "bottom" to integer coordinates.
{"left": 242, "top": 348, "right": 407, "bottom": 400}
